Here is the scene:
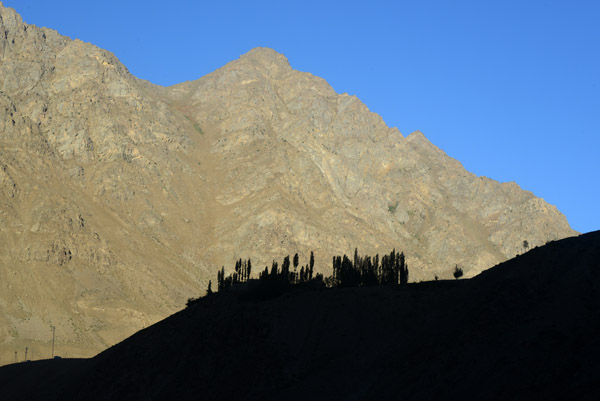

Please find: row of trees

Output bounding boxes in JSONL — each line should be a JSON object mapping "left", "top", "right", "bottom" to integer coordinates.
{"left": 217, "top": 252, "right": 318, "bottom": 292}
{"left": 187, "top": 250, "right": 476, "bottom": 307}
{"left": 257, "top": 251, "right": 317, "bottom": 284}
{"left": 213, "top": 249, "right": 410, "bottom": 294}
{"left": 216, "top": 258, "right": 252, "bottom": 291}
{"left": 332, "top": 248, "right": 409, "bottom": 287}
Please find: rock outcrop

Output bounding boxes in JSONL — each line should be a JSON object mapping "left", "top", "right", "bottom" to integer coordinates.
{"left": 0, "top": 3, "right": 576, "bottom": 362}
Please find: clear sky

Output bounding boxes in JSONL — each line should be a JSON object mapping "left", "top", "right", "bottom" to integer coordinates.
{"left": 4, "top": 0, "right": 599, "bottom": 233}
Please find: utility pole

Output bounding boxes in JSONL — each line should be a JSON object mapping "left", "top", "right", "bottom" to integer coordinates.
{"left": 24, "top": 347, "right": 28, "bottom": 362}
{"left": 51, "top": 326, "right": 56, "bottom": 358}
{"left": 14, "top": 351, "right": 17, "bottom": 364}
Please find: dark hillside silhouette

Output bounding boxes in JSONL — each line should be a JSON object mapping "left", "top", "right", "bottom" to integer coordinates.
{"left": 1, "top": 231, "right": 599, "bottom": 401}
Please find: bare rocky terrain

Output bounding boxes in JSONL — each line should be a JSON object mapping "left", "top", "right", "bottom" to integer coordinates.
{"left": 0, "top": 2, "right": 577, "bottom": 362}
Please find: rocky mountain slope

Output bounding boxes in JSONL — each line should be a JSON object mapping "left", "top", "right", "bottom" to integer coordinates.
{"left": 1, "top": 231, "right": 598, "bottom": 401}
{"left": 0, "top": 2, "right": 576, "bottom": 362}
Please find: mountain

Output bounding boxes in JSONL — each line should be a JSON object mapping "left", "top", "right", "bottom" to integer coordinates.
{"left": 1, "top": 231, "right": 598, "bottom": 400}
{"left": 0, "top": 2, "right": 577, "bottom": 361}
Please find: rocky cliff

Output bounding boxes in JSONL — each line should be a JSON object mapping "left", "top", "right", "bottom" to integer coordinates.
{"left": 0, "top": 3, "right": 576, "bottom": 362}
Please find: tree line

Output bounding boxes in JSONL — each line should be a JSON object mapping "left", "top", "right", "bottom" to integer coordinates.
{"left": 213, "top": 248, "right": 409, "bottom": 294}
{"left": 216, "top": 251, "right": 318, "bottom": 292}
{"left": 332, "top": 248, "right": 408, "bottom": 287}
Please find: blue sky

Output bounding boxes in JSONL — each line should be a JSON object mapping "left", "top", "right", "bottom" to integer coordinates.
{"left": 4, "top": 0, "right": 599, "bottom": 233}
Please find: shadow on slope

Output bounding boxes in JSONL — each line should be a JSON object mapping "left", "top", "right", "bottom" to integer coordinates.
{"left": 1, "top": 231, "right": 599, "bottom": 401}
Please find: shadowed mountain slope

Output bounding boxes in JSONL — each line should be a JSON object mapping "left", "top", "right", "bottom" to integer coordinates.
{"left": 0, "top": 2, "right": 577, "bottom": 360}
{"left": 1, "top": 231, "right": 598, "bottom": 400}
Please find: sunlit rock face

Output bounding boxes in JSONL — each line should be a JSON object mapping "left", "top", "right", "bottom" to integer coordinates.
{"left": 0, "top": 4, "right": 576, "bottom": 361}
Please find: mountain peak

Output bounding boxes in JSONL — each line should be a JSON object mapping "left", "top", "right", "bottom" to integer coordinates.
{"left": 241, "top": 47, "right": 289, "bottom": 63}
{"left": 234, "top": 47, "right": 291, "bottom": 74}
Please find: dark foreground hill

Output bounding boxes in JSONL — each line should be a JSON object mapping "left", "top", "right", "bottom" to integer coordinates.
{"left": 1, "top": 231, "right": 599, "bottom": 400}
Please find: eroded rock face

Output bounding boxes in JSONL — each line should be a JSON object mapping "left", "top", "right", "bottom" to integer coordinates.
{"left": 0, "top": 3, "right": 576, "bottom": 361}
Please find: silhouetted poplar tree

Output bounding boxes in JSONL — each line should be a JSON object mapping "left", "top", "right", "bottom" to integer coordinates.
{"left": 399, "top": 252, "right": 409, "bottom": 284}
{"left": 282, "top": 256, "right": 290, "bottom": 282}
{"left": 453, "top": 265, "right": 463, "bottom": 279}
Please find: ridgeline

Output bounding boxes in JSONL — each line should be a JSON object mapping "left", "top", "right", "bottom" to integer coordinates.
{"left": 1, "top": 232, "right": 599, "bottom": 400}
